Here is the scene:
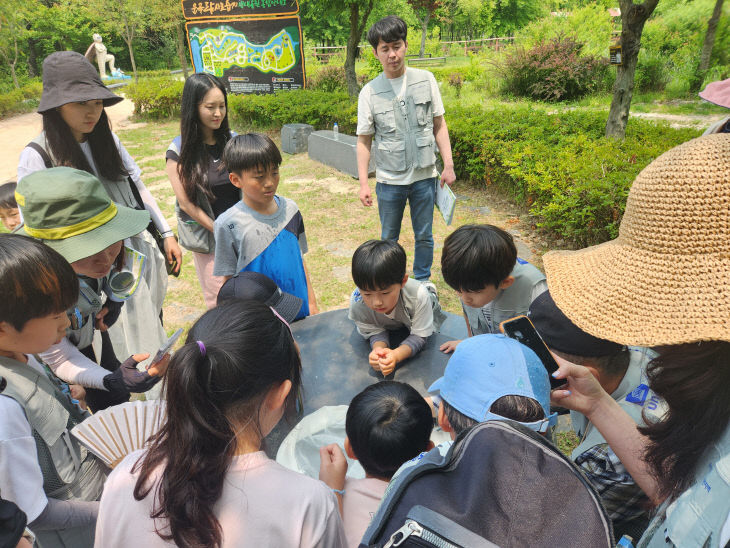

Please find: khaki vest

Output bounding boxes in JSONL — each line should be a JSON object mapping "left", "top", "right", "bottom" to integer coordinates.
{"left": 638, "top": 425, "right": 730, "bottom": 548}
{"left": 66, "top": 278, "right": 106, "bottom": 350}
{"left": 0, "top": 356, "right": 107, "bottom": 547}
{"left": 369, "top": 68, "right": 437, "bottom": 179}
{"left": 571, "top": 347, "right": 663, "bottom": 458}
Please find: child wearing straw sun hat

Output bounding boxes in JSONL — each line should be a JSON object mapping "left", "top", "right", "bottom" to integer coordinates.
{"left": 15, "top": 167, "right": 169, "bottom": 412}
{"left": 545, "top": 133, "right": 730, "bottom": 548}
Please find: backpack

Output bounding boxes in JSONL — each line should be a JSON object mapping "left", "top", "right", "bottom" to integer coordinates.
{"left": 360, "top": 420, "right": 614, "bottom": 548}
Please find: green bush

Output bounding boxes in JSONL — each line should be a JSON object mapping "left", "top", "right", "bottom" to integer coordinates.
{"left": 0, "top": 80, "right": 43, "bottom": 119}
{"left": 125, "top": 77, "right": 185, "bottom": 118}
{"left": 228, "top": 90, "right": 357, "bottom": 133}
{"left": 499, "top": 35, "right": 608, "bottom": 102}
{"left": 448, "top": 104, "right": 700, "bottom": 246}
{"left": 307, "top": 65, "right": 347, "bottom": 93}
{"left": 634, "top": 50, "right": 671, "bottom": 93}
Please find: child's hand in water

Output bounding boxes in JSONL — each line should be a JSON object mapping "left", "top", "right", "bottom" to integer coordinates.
{"left": 319, "top": 444, "right": 347, "bottom": 492}
{"left": 378, "top": 349, "right": 398, "bottom": 376}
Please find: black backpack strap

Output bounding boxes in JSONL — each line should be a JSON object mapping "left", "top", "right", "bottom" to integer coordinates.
{"left": 127, "top": 176, "right": 145, "bottom": 211}
{"left": 26, "top": 141, "right": 53, "bottom": 169}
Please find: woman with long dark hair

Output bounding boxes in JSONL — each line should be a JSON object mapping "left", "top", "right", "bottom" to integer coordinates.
{"left": 95, "top": 300, "right": 347, "bottom": 547}
{"left": 16, "top": 51, "right": 181, "bottom": 376}
{"left": 545, "top": 134, "right": 730, "bottom": 547}
{"left": 166, "top": 73, "right": 237, "bottom": 308}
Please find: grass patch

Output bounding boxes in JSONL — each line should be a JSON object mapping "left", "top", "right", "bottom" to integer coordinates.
{"left": 555, "top": 430, "right": 580, "bottom": 456}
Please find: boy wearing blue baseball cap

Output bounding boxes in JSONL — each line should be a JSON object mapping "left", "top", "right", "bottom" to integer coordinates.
{"left": 394, "top": 334, "right": 557, "bottom": 479}
{"left": 431, "top": 334, "right": 557, "bottom": 439}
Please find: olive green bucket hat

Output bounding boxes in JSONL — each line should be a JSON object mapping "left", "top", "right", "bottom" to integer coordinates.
{"left": 16, "top": 167, "right": 150, "bottom": 263}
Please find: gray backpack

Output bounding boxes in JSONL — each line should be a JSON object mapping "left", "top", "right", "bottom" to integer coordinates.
{"left": 360, "top": 421, "right": 614, "bottom": 548}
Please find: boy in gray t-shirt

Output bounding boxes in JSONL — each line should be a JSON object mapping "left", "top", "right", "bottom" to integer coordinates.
{"left": 213, "top": 134, "right": 318, "bottom": 320}
{"left": 348, "top": 240, "right": 444, "bottom": 375}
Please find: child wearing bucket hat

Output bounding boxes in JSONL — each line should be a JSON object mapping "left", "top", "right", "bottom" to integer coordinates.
{"left": 17, "top": 50, "right": 182, "bottom": 382}
{"left": 546, "top": 134, "right": 730, "bottom": 548}
{"left": 16, "top": 167, "right": 169, "bottom": 411}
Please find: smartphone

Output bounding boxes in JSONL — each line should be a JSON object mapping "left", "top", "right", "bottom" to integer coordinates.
{"left": 499, "top": 315, "right": 567, "bottom": 389}
{"left": 152, "top": 328, "right": 183, "bottom": 364}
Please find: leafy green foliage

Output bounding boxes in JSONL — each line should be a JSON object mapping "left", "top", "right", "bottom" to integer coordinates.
{"left": 499, "top": 35, "right": 608, "bottom": 101}
{"left": 228, "top": 90, "right": 358, "bottom": 133}
{"left": 447, "top": 104, "right": 700, "bottom": 245}
{"left": 0, "top": 80, "right": 41, "bottom": 118}
{"left": 307, "top": 65, "right": 348, "bottom": 92}
{"left": 125, "top": 77, "right": 184, "bottom": 118}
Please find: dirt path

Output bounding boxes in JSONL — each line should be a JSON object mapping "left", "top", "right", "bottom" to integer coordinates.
{"left": 0, "top": 97, "right": 142, "bottom": 183}
{"left": 631, "top": 111, "right": 726, "bottom": 129}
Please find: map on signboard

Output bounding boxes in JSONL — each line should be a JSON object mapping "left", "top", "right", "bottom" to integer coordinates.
{"left": 182, "top": 0, "right": 299, "bottom": 19}
{"left": 187, "top": 18, "right": 305, "bottom": 94}
{"left": 190, "top": 26, "right": 296, "bottom": 76}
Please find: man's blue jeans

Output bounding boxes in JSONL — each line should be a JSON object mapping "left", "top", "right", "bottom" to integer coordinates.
{"left": 376, "top": 177, "right": 436, "bottom": 280}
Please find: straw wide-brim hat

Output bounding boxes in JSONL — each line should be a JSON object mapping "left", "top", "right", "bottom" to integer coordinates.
{"left": 543, "top": 133, "right": 730, "bottom": 347}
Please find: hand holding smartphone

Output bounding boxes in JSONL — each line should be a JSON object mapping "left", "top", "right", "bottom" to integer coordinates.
{"left": 152, "top": 328, "right": 183, "bottom": 365}
{"left": 499, "top": 315, "right": 567, "bottom": 389}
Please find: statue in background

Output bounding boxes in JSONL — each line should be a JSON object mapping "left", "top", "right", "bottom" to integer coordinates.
{"left": 85, "top": 34, "right": 116, "bottom": 79}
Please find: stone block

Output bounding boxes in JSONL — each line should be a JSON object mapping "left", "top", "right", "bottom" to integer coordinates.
{"left": 307, "top": 130, "right": 375, "bottom": 178}
{"left": 281, "top": 123, "right": 314, "bottom": 155}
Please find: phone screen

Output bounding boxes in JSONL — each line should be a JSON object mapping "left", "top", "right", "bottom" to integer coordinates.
{"left": 500, "top": 316, "right": 567, "bottom": 389}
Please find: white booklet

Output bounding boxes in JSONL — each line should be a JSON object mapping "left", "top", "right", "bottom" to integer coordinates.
{"left": 435, "top": 179, "right": 456, "bottom": 225}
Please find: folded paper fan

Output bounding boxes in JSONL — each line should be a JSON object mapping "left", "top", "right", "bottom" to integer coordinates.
{"left": 71, "top": 399, "right": 166, "bottom": 468}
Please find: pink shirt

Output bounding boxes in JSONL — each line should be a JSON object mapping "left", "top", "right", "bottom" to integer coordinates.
{"left": 95, "top": 449, "right": 346, "bottom": 548}
{"left": 342, "top": 477, "right": 389, "bottom": 547}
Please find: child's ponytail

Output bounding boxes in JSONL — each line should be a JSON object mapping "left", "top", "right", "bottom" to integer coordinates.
{"left": 133, "top": 300, "right": 302, "bottom": 548}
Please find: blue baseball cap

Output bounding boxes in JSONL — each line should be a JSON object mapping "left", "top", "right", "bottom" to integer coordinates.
{"left": 429, "top": 334, "right": 557, "bottom": 433}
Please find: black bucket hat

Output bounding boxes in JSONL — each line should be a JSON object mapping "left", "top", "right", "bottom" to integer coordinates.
{"left": 217, "top": 271, "right": 303, "bottom": 324}
{"left": 38, "top": 51, "right": 123, "bottom": 113}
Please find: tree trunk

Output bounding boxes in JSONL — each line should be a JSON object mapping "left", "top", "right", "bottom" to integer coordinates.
{"left": 175, "top": 22, "right": 189, "bottom": 78}
{"left": 419, "top": 13, "right": 431, "bottom": 57}
{"left": 27, "top": 35, "right": 39, "bottom": 77}
{"left": 698, "top": 0, "right": 724, "bottom": 76}
{"left": 605, "top": 0, "right": 660, "bottom": 139}
{"left": 345, "top": 0, "right": 374, "bottom": 97}
{"left": 123, "top": 19, "right": 138, "bottom": 83}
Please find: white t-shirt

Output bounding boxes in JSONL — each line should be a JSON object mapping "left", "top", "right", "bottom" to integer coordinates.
{"left": 17, "top": 133, "right": 171, "bottom": 235}
{"left": 95, "top": 449, "right": 347, "bottom": 547}
{"left": 357, "top": 68, "right": 444, "bottom": 186}
{"left": 0, "top": 355, "right": 52, "bottom": 522}
{"left": 342, "top": 477, "right": 388, "bottom": 547}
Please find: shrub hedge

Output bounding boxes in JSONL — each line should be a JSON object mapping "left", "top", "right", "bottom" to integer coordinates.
{"left": 448, "top": 104, "right": 700, "bottom": 246}
{"left": 124, "top": 82, "right": 700, "bottom": 246}
{"left": 228, "top": 90, "right": 358, "bottom": 133}
{"left": 0, "top": 80, "right": 43, "bottom": 119}
{"left": 124, "top": 77, "right": 185, "bottom": 118}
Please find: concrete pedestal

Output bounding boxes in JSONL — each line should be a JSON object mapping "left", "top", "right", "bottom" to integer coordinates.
{"left": 281, "top": 123, "right": 314, "bottom": 155}
{"left": 307, "top": 130, "right": 375, "bottom": 178}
